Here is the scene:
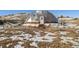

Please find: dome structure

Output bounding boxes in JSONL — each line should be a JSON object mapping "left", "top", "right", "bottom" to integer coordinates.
{"left": 23, "top": 10, "right": 58, "bottom": 27}
{"left": 31, "top": 10, "right": 58, "bottom": 23}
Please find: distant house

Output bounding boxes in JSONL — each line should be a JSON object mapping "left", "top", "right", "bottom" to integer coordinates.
{"left": 23, "top": 10, "right": 58, "bottom": 27}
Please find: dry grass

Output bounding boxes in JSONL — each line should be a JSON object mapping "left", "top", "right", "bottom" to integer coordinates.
{"left": 49, "top": 38, "right": 73, "bottom": 48}
{"left": 0, "top": 26, "right": 79, "bottom": 48}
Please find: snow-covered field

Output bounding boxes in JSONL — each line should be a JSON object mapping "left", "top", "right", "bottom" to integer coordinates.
{"left": 0, "top": 26, "right": 79, "bottom": 48}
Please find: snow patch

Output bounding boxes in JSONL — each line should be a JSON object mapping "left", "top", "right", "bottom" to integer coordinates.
{"left": 59, "top": 31, "right": 69, "bottom": 35}
{"left": 14, "top": 44, "right": 24, "bottom": 48}
{"left": 30, "top": 42, "right": 38, "bottom": 47}
{"left": 18, "top": 42, "right": 24, "bottom": 45}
